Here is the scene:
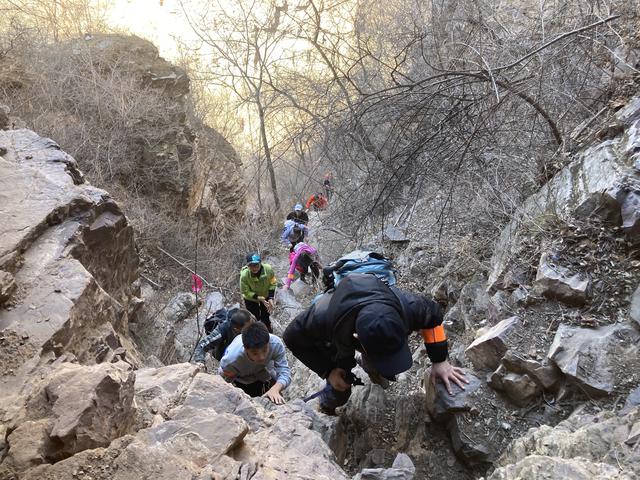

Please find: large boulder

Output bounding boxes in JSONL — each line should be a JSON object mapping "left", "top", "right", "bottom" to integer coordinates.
{"left": 488, "top": 407, "right": 640, "bottom": 480}
{"left": 0, "top": 129, "right": 141, "bottom": 424}
{"left": 12, "top": 370, "right": 351, "bottom": 480}
{"left": 425, "top": 371, "right": 494, "bottom": 466}
{"left": 352, "top": 453, "right": 415, "bottom": 480}
{"left": 133, "top": 362, "right": 199, "bottom": 425}
{"left": 426, "top": 370, "right": 482, "bottom": 423}
{"left": 488, "top": 367, "right": 541, "bottom": 407}
{"left": 4, "top": 419, "right": 55, "bottom": 470}
{"left": 488, "top": 349, "right": 560, "bottom": 406}
{"left": 548, "top": 323, "right": 640, "bottom": 396}
{"left": 3, "top": 361, "right": 135, "bottom": 470}
{"left": 465, "top": 316, "right": 521, "bottom": 371}
{"left": 534, "top": 252, "right": 589, "bottom": 306}
{"left": 45, "top": 362, "right": 135, "bottom": 458}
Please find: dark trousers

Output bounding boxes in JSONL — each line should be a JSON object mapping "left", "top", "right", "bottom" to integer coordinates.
{"left": 298, "top": 253, "right": 321, "bottom": 283}
{"left": 245, "top": 299, "right": 272, "bottom": 332}
{"left": 234, "top": 378, "right": 275, "bottom": 397}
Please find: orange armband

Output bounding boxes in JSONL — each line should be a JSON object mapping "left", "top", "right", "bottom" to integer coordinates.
{"left": 287, "top": 273, "right": 295, "bottom": 279}
{"left": 421, "top": 325, "right": 447, "bottom": 344}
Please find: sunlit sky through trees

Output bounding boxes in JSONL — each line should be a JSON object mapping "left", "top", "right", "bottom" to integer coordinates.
{"left": 107, "top": 0, "right": 198, "bottom": 59}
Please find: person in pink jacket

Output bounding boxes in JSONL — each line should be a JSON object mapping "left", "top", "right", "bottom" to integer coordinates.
{"left": 284, "top": 242, "right": 322, "bottom": 289}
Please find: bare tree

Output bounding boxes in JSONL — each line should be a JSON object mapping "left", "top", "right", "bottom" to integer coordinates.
{"left": 179, "top": 0, "right": 287, "bottom": 211}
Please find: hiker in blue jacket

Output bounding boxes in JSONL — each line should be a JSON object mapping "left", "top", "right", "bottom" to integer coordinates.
{"left": 193, "top": 309, "right": 253, "bottom": 364}
{"left": 283, "top": 273, "right": 467, "bottom": 414}
{"left": 220, "top": 321, "right": 291, "bottom": 404}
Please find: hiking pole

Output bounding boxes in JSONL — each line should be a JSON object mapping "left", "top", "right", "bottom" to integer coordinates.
{"left": 302, "top": 373, "right": 364, "bottom": 403}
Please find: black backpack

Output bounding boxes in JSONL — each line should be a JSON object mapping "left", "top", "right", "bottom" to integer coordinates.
{"left": 204, "top": 307, "right": 239, "bottom": 335}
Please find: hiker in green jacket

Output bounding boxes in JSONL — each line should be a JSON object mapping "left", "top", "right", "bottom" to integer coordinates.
{"left": 240, "top": 253, "right": 277, "bottom": 332}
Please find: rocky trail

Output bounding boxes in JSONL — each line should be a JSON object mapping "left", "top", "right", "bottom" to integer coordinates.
{"left": 1, "top": 95, "right": 640, "bottom": 480}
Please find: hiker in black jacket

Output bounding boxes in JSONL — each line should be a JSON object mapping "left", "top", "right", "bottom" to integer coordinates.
{"left": 193, "top": 309, "right": 253, "bottom": 364}
{"left": 283, "top": 273, "right": 467, "bottom": 413}
{"left": 286, "top": 204, "right": 309, "bottom": 225}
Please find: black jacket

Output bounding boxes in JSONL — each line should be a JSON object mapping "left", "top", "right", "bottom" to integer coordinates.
{"left": 193, "top": 319, "right": 237, "bottom": 362}
{"left": 283, "top": 274, "right": 447, "bottom": 378}
{"left": 286, "top": 210, "right": 309, "bottom": 225}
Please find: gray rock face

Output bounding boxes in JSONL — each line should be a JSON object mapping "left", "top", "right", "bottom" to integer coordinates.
{"left": 203, "top": 291, "right": 224, "bottom": 316}
{"left": 134, "top": 363, "right": 199, "bottom": 425}
{"left": 488, "top": 99, "right": 640, "bottom": 290}
{"left": 448, "top": 416, "right": 494, "bottom": 467}
{"left": 489, "top": 367, "right": 541, "bottom": 407}
{"left": 352, "top": 453, "right": 415, "bottom": 480}
{"left": 383, "top": 226, "right": 409, "bottom": 243}
{"left": 426, "top": 370, "right": 482, "bottom": 422}
{"left": 465, "top": 316, "right": 521, "bottom": 371}
{"left": 12, "top": 370, "right": 350, "bottom": 480}
{"left": 425, "top": 371, "right": 494, "bottom": 466}
{"left": 3, "top": 362, "right": 135, "bottom": 469}
{"left": 623, "top": 387, "right": 640, "bottom": 414}
{"left": 500, "top": 350, "right": 560, "bottom": 390}
{"left": 0, "top": 270, "right": 15, "bottom": 305}
{"left": 534, "top": 252, "right": 589, "bottom": 306}
{"left": 489, "top": 407, "right": 640, "bottom": 480}
{"left": 443, "top": 275, "right": 491, "bottom": 332}
{"left": 548, "top": 323, "right": 640, "bottom": 396}
{"left": 0, "top": 129, "right": 142, "bottom": 445}
{"left": 46, "top": 362, "right": 135, "bottom": 458}
{"left": 4, "top": 419, "right": 54, "bottom": 470}
{"left": 165, "top": 292, "right": 196, "bottom": 323}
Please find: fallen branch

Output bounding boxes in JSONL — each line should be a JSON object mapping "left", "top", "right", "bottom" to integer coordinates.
{"left": 157, "top": 246, "right": 213, "bottom": 287}
{"left": 493, "top": 14, "right": 621, "bottom": 72}
{"left": 140, "top": 274, "right": 162, "bottom": 289}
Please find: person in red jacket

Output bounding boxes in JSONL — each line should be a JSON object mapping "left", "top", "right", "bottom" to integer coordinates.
{"left": 306, "top": 192, "right": 328, "bottom": 211}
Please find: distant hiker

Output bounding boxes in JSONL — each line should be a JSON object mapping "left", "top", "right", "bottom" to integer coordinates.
{"left": 286, "top": 203, "right": 309, "bottom": 225}
{"left": 193, "top": 308, "right": 253, "bottom": 364}
{"left": 220, "top": 321, "right": 291, "bottom": 404}
{"left": 306, "top": 192, "right": 328, "bottom": 211}
{"left": 284, "top": 242, "right": 322, "bottom": 289}
{"left": 240, "top": 253, "right": 277, "bottom": 333}
{"left": 283, "top": 273, "right": 467, "bottom": 414}
{"left": 323, "top": 172, "right": 333, "bottom": 200}
{"left": 281, "top": 219, "right": 308, "bottom": 249}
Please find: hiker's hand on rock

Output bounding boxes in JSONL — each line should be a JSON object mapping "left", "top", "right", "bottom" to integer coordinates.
{"left": 328, "top": 368, "right": 350, "bottom": 391}
{"left": 265, "top": 299, "right": 275, "bottom": 313}
{"left": 431, "top": 361, "right": 469, "bottom": 395}
{"left": 263, "top": 385, "right": 285, "bottom": 405}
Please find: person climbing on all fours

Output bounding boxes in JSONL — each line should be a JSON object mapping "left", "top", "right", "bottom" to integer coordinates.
{"left": 240, "top": 253, "right": 277, "bottom": 333}
{"left": 284, "top": 242, "right": 322, "bottom": 289}
{"left": 220, "top": 321, "right": 291, "bottom": 404}
{"left": 283, "top": 272, "right": 467, "bottom": 414}
{"left": 281, "top": 219, "right": 308, "bottom": 250}
{"left": 286, "top": 203, "right": 309, "bottom": 225}
{"left": 192, "top": 308, "right": 254, "bottom": 366}
{"left": 305, "top": 192, "right": 328, "bottom": 211}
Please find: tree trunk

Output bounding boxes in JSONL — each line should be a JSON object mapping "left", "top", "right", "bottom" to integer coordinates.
{"left": 256, "top": 99, "right": 280, "bottom": 211}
